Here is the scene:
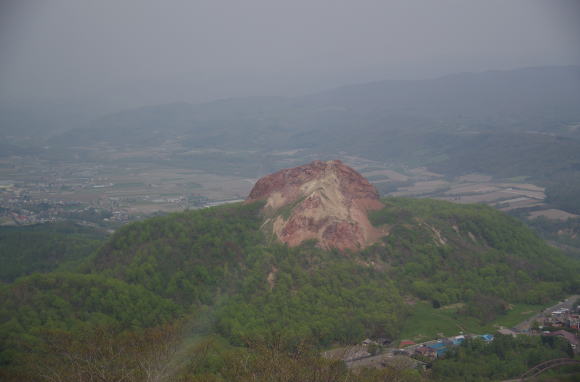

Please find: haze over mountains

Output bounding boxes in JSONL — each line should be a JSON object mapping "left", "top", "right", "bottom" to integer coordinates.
{"left": 3, "top": 66, "right": 580, "bottom": 217}
{"left": 51, "top": 66, "right": 580, "bottom": 152}
{"left": 7, "top": 66, "right": 570, "bottom": 214}
{"left": 2, "top": 66, "right": 578, "bottom": 144}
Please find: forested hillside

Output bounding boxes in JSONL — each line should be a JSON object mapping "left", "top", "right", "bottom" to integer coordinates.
{"left": 1, "top": 199, "right": 579, "bottom": 380}
{"left": 368, "top": 198, "right": 578, "bottom": 310}
{"left": 0, "top": 222, "right": 106, "bottom": 282}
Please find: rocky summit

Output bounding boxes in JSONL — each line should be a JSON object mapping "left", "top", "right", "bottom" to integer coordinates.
{"left": 246, "top": 160, "right": 385, "bottom": 250}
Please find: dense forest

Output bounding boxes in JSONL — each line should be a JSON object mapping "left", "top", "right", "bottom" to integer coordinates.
{"left": 1, "top": 199, "right": 579, "bottom": 380}
{"left": 0, "top": 222, "right": 106, "bottom": 282}
{"left": 368, "top": 199, "right": 579, "bottom": 312}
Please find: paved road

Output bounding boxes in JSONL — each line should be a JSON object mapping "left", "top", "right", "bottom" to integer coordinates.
{"left": 513, "top": 295, "right": 579, "bottom": 332}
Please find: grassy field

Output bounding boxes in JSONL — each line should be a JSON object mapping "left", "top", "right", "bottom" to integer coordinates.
{"left": 399, "top": 301, "right": 548, "bottom": 343}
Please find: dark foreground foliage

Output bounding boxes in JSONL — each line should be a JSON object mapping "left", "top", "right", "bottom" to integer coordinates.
{"left": 1, "top": 322, "right": 426, "bottom": 382}
{"left": 0, "top": 272, "right": 180, "bottom": 366}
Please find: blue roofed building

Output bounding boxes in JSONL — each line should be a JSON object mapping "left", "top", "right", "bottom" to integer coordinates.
{"left": 477, "top": 334, "right": 494, "bottom": 342}
{"left": 451, "top": 335, "right": 465, "bottom": 345}
{"left": 427, "top": 341, "right": 448, "bottom": 358}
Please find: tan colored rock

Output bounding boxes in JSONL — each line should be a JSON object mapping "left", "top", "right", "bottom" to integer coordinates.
{"left": 246, "top": 160, "right": 385, "bottom": 250}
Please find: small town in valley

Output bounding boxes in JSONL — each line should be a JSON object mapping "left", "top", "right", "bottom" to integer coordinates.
{"left": 324, "top": 296, "right": 580, "bottom": 371}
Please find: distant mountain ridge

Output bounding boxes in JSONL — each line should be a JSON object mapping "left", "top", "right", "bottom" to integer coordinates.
{"left": 54, "top": 65, "right": 580, "bottom": 149}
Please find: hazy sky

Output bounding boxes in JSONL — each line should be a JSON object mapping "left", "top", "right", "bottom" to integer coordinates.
{"left": 1, "top": 0, "right": 579, "bottom": 108}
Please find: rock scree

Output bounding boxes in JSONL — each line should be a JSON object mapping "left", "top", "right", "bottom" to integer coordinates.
{"left": 246, "top": 160, "right": 385, "bottom": 250}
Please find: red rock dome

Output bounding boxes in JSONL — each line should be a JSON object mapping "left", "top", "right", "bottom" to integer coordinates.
{"left": 246, "top": 160, "right": 385, "bottom": 250}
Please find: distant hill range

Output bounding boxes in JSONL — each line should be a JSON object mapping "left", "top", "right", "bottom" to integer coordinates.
{"left": 55, "top": 66, "right": 580, "bottom": 153}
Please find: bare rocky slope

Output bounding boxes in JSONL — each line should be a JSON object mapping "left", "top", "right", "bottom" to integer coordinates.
{"left": 246, "top": 160, "right": 385, "bottom": 250}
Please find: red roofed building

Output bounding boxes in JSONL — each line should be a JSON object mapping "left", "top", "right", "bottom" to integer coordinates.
{"left": 415, "top": 345, "right": 437, "bottom": 359}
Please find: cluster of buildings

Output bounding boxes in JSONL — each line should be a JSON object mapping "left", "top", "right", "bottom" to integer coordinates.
{"left": 494, "top": 300, "right": 579, "bottom": 355}
{"left": 540, "top": 307, "right": 580, "bottom": 331}
{"left": 0, "top": 185, "right": 57, "bottom": 225}
{"left": 0, "top": 179, "right": 241, "bottom": 228}
{"left": 536, "top": 305, "right": 580, "bottom": 354}
{"left": 403, "top": 333, "right": 495, "bottom": 360}
{"left": 344, "top": 300, "right": 580, "bottom": 369}
{"left": 0, "top": 182, "right": 131, "bottom": 227}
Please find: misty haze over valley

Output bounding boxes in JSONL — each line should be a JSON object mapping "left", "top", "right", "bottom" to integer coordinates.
{"left": 1, "top": 1, "right": 580, "bottom": 381}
